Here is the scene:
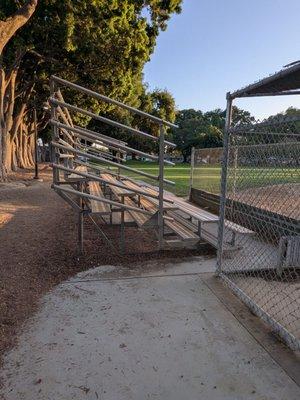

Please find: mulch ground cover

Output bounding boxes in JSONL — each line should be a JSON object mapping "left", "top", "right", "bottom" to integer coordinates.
{"left": 0, "top": 165, "right": 210, "bottom": 375}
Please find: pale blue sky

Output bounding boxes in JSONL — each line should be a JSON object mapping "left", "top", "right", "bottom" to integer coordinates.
{"left": 144, "top": 0, "right": 300, "bottom": 119}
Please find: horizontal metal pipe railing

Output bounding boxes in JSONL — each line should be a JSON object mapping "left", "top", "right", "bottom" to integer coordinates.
{"left": 52, "top": 164, "right": 160, "bottom": 200}
{"left": 73, "top": 159, "right": 140, "bottom": 185}
{"left": 52, "top": 120, "right": 127, "bottom": 154}
{"left": 61, "top": 122, "right": 127, "bottom": 147}
{"left": 58, "top": 138, "right": 73, "bottom": 149}
{"left": 72, "top": 159, "right": 174, "bottom": 204}
{"left": 50, "top": 120, "right": 175, "bottom": 166}
{"left": 74, "top": 138, "right": 125, "bottom": 161}
{"left": 86, "top": 142, "right": 127, "bottom": 157}
{"left": 52, "top": 184, "right": 153, "bottom": 215}
{"left": 51, "top": 75, "right": 179, "bottom": 129}
{"left": 49, "top": 98, "right": 176, "bottom": 147}
{"left": 77, "top": 143, "right": 117, "bottom": 161}
{"left": 51, "top": 141, "right": 175, "bottom": 185}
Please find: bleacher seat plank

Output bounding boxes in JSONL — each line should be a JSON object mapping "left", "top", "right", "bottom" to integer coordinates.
{"left": 89, "top": 181, "right": 111, "bottom": 214}
{"left": 68, "top": 165, "right": 88, "bottom": 180}
{"left": 122, "top": 180, "right": 177, "bottom": 210}
{"left": 139, "top": 197, "right": 158, "bottom": 213}
{"left": 123, "top": 197, "right": 150, "bottom": 227}
{"left": 164, "top": 219, "right": 199, "bottom": 240}
{"left": 101, "top": 174, "right": 134, "bottom": 197}
{"left": 224, "top": 220, "right": 254, "bottom": 235}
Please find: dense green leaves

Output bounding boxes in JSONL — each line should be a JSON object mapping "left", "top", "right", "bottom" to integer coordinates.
{"left": 1, "top": 0, "right": 181, "bottom": 111}
{"left": 171, "top": 107, "right": 256, "bottom": 162}
{"left": 0, "top": 0, "right": 182, "bottom": 156}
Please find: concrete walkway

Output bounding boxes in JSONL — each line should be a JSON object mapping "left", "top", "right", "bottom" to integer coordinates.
{"left": 1, "top": 257, "right": 299, "bottom": 400}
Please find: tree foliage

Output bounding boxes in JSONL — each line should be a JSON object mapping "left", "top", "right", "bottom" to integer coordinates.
{"left": 0, "top": 0, "right": 181, "bottom": 178}
{"left": 171, "top": 107, "right": 255, "bottom": 162}
{"left": 2, "top": 0, "right": 182, "bottom": 109}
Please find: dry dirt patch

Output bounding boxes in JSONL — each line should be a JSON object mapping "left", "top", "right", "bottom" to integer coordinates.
{"left": 0, "top": 165, "right": 208, "bottom": 374}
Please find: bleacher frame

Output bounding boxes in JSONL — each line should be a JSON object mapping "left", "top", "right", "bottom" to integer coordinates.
{"left": 49, "top": 76, "right": 252, "bottom": 254}
{"left": 49, "top": 76, "right": 180, "bottom": 252}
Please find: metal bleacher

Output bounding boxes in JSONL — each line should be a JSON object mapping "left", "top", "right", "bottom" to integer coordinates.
{"left": 49, "top": 76, "right": 253, "bottom": 254}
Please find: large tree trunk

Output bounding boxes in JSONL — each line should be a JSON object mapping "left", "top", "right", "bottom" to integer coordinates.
{"left": 0, "top": 67, "right": 17, "bottom": 177}
{"left": 0, "top": 0, "right": 38, "bottom": 181}
{"left": 0, "top": 65, "right": 35, "bottom": 177}
{"left": 0, "top": 68, "right": 6, "bottom": 180}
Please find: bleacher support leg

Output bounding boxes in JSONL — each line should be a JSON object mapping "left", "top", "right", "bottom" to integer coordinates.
{"left": 158, "top": 124, "right": 165, "bottom": 250}
{"left": 120, "top": 196, "right": 125, "bottom": 254}
{"left": 77, "top": 182, "right": 84, "bottom": 254}
{"left": 78, "top": 211, "right": 83, "bottom": 254}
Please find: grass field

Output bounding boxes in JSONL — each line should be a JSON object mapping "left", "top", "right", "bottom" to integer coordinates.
{"left": 99, "top": 160, "right": 299, "bottom": 198}
{"left": 118, "top": 160, "right": 191, "bottom": 197}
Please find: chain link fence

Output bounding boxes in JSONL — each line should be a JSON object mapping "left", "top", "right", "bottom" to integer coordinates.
{"left": 189, "top": 116, "right": 300, "bottom": 350}
{"left": 218, "top": 116, "right": 300, "bottom": 350}
{"left": 190, "top": 147, "right": 222, "bottom": 194}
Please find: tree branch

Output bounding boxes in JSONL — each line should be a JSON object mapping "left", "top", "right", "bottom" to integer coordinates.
{"left": 0, "top": 0, "right": 38, "bottom": 55}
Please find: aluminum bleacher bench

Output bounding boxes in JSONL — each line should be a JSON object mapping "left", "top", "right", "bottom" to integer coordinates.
{"left": 101, "top": 174, "right": 135, "bottom": 199}
{"left": 122, "top": 179, "right": 200, "bottom": 244}
{"left": 88, "top": 181, "right": 111, "bottom": 215}
{"left": 67, "top": 165, "right": 88, "bottom": 181}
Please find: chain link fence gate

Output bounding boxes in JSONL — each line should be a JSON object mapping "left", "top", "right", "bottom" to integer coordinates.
{"left": 190, "top": 64, "right": 300, "bottom": 351}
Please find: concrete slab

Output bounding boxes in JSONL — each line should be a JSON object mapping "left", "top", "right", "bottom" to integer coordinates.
{"left": 1, "top": 259, "right": 299, "bottom": 400}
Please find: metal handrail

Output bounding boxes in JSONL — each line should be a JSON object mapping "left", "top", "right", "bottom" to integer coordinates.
{"left": 52, "top": 141, "right": 175, "bottom": 185}
{"left": 50, "top": 75, "right": 178, "bottom": 251}
{"left": 52, "top": 164, "right": 161, "bottom": 200}
{"left": 50, "top": 120, "right": 175, "bottom": 166}
{"left": 52, "top": 184, "right": 153, "bottom": 215}
{"left": 51, "top": 75, "right": 178, "bottom": 129}
{"left": 49, "top": 98, "right": 176, "bottom": 147}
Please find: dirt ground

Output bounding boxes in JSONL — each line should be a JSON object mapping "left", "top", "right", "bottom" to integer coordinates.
{"left": 0, "top": 165, "right": 208, "bottom": 371}
{"left": 231, "top": 183, "right": 300, "bottom": 219}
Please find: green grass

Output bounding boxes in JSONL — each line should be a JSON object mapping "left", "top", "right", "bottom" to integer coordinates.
{"left": 193, "top": 165, "right": 299, "bottom": 193}
{"left": 96, "top": 160, "right": 299, "bottom": 197}
{"left": 105, "top": 160, "right": 191, "bottom": 197}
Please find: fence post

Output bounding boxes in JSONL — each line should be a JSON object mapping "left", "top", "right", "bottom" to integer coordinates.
{"left": 158, "top": 123, "right": 165, "bottom": 250}
{"left": 189, "top": 146, "right": 195, "bottom": 199}
{"left": 50, "top": 78, "right": 60, "bottom": 183}
{"left": 216, "top": 92, "right": 233, "bottom": 274}
{"left": 77, "top": 182, "right": 84, "bottom": 254}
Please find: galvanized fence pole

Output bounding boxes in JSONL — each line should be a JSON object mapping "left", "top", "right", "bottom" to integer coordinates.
{"left": 77, "top": 181, "right": 84, "bottom": 254}
{"left": 50, "top": 79, "right": 59, "bottom": 183}
{"left": 33, "top": 108, "right": 39, "bottom": 179}
{"left": 189, "top": 146, "right": 195, "bottom": 199}
{"left": 158, "top": 123, "right": 165, "bottom": 250}
{"left": 216, "top": 93, "right": 233, "bottom": 274}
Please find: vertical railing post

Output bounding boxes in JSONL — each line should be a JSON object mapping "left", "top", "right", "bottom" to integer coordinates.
{"left": 216, "top": 92, "right": 233, "bottom": 274}
{"left": 120, "top": 196, "right": 125, "bottom": 254}
{"left": 77, "top": 181, "right": 84, "bottom": 254}
{"left": 33, "top": 107, "right": 39, "bottom": 180}
{"left": 189, "top": 146, "right": 195, "bottom": 200}
{"left": 50, "top": 78, "right": 59, "bottom": 183}
{"left": 158, "top": 123, "right": 165, "bottom": 250}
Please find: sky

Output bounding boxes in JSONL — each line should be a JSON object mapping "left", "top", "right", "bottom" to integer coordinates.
{"left": 143, "top": 0, "right": 300, "bottom": 120}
